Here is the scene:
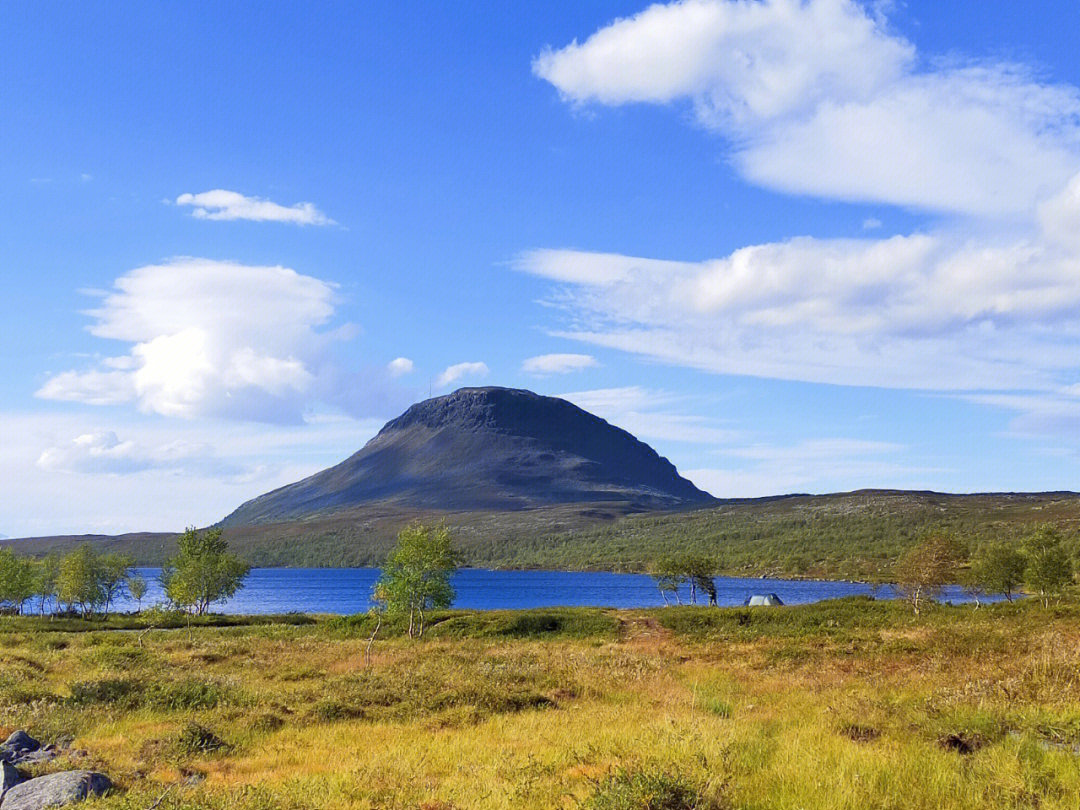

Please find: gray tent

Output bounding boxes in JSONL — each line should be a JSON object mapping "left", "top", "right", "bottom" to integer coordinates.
{"left": 744, "top": 593, "right": 784, "bottom": 606}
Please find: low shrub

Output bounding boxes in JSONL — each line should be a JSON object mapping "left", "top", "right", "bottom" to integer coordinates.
{"left": 175, "top": 722, "right": 230, "bottom": 756}
{"left": 586, "top": 769, "right": 723, "bottom": 810}
{"left": 68, "top": 677, "right": 236, "bottom": 710}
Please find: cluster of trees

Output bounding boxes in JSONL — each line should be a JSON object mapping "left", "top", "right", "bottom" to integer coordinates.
{"left": 895, "top": 524, "right": 1075, "bottom": 613}
{"left": 641, "top": 524, "right": 1075, "bottom": 614}
{"left": 650, "top": 554, "right": 719, "bottom": 605}
{"left": 0, "top": 527, "right": 250, "bottom": 618}
{"left": 0, "top": 546, "right": 145, "bottom": 617}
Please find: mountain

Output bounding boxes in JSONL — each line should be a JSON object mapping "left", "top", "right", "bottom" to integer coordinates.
{"left": 223, "top": 387, "right": 713, "bottom": 525}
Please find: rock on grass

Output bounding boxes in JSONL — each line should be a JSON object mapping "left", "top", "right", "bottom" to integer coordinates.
{"left": 0, "top": 771, "right": 111, "bottom": 810}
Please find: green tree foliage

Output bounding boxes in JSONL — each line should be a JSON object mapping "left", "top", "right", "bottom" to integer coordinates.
{"left": 893, "top": 531, "right": 967, "bottom": 615}
{"left": 56, "top": 546, "right": 107, "bottom": 616}
{"left": 970, "top": 542, "right": 1026, "bottom": 602}
{"left": 1022, "top": 525, "right": 1074, "bottom": 607}
{"left": 650, "top": 554, "right": 718, "bottom": 606}
{"left": 100, "top": 553, "right": 135, "bottom": 615}
{"left": 127, "top": 573, "right": 148, "bottom": 612}
{"left": 683, "top": 554, "right": 719, "bottom": 606}
{"left": 374, "top": 523, "right": 459, "bottom": 638}
{"left": 0, "top": 548, "right": 37, "bottom": 614}
{"left": 650, "top": 556, "right": 687, "bottom": 605}
{"left": 161, "top": 527, "right": 251, "bottom": 615}
{"left": 33, "top": 553, "right": 61, "bottom": 614}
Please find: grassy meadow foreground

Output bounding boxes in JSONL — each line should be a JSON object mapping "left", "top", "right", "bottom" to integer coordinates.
{"left": 3, "top": 599, "right": 1080, "bottom": 809}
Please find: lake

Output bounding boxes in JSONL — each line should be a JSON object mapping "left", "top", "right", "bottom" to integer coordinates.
{"left": 95, "top": 568, "right": 988, "bottom": 615}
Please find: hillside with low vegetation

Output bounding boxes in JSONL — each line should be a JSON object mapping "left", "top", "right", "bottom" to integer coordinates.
{"left": 6, "top": 490, "right": 1080, "bottom": 580}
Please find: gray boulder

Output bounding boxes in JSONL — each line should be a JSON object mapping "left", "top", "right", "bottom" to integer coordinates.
{"left": 0, "top": 771, "right": 111, "bottom": 810}
{"left": 1, "top": 734, "right": 37, "bottom": 754}
{"left": 5, "top": 751, "right": 55, "bottom": 768}
{"left": 0, "top": 762, "right": 22, "bottom": 801}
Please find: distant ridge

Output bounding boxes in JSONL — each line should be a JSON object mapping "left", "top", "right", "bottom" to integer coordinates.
{"left": 221, "top": 387, "right": 714, "bottom": 525}
{"left": 5, "top": 489, "right": 1079, "bottom": 573}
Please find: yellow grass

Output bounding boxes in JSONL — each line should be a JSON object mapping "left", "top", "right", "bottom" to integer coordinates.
{"left": 2, "top": 601, "right": 1080, "bottom": 808}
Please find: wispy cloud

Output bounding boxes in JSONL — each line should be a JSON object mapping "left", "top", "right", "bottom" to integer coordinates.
{"left": 0, "top": 411, "right": 385, "bottom": 535}
{"left": 560, "top": 386, "right": 739, "bottom": 445}
{"left": 174, "top": 189, "right": 335, "bottom": 225}
{"left": 684, "top": 438, "right": 929, "bottom": 498}
{"left": 522, "top": 353, "right": 598, "bottom": 375}
{"left": 516, "top": 215, "right": 1080, "bottom": 392}
{"left": 36, "top": 430, "right": 235, "bottom": 476}
{"left": 436, "top": 361, "right": 489, "bottom": 388}
{"left": 534, "top": 0, "right": 1080, "bottom": 217}
{"left": 525, "top": 0, "right": 1080, "bottom": 401}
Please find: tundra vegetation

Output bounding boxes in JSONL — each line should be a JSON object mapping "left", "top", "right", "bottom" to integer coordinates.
{"left": 0, "top": 523, "right": 1077, "bottom": 808}
{"left": 7, "top": 491, "right": 1080, "bottom": 580}
{"left": 2, "top": 597, "right": 1080, "bottom": 809}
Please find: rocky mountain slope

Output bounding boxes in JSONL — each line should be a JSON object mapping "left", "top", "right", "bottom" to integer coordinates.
{"left": 221, "top": 387, "right": 713, "bottom": 525}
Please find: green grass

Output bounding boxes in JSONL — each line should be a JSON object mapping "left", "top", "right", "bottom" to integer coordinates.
{"left": 3, "top": 598, "right": 1080, "bottom": 808}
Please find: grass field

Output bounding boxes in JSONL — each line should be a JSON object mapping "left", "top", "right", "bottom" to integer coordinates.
{"left": 3, "top": 598, "right": 1080, "bottom": 809}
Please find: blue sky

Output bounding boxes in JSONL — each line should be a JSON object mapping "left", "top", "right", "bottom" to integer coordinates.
{"left": 3, "top": 0, "right": 1080, "bottom": 535}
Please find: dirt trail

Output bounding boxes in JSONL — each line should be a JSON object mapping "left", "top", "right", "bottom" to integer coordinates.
{"left": 614, "top": 612, "right": 676, "bottom": 647}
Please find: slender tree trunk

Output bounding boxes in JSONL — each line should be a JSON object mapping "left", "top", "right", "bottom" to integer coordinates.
{"left": 418, "top": 606, "right": 425, "bottom": 639}
{"left": 365, "top": 614, "right": 382, "bottom": 664}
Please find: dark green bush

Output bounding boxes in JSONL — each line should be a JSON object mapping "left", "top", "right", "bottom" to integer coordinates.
{"left": 175, "top": 722, "right": 229, "bottom": 755}
{"left": 68, "top": 677, "right": 234, "bottom": 710}
{"left": 586, "top": 769, "right": 722, "bottom": 810}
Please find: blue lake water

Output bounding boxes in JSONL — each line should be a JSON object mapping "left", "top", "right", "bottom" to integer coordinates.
{"left": 98, "top": 568, "right": 987, "bottom": 615}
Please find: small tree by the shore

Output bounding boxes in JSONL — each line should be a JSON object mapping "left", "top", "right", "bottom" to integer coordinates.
{"left": 162, "top": 527, "right": 250, "bottom": 615}
{"left": 650, "top": 556, "right": 687, "bottom": 605}
{"left": 127, "top": 573, "right": 148, "bottom": 613}
{"left": 970, "top": 542, "right": 1026, "bottom": 603}
{"left": 0, "top": 548, "right": 36, "bottom": 615}
{"left": 894, "top": 531, "right": 966, "bottom": 615}
{"left": 1022, "top": 525, "right": 1073, "bottom": 607}
{"left": 374, "top": 523, "right": 459, "bottom": 639}
{"left": 650, "top": 554, "right": 718, "bottom": 606}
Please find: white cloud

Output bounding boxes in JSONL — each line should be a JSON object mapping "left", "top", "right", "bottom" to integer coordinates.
{"left": 387, "top": 357, "right": 415, "bottom": 377}
{"left": 0, "top": 411, "right": 384, "bottom": 536}
{"left": 36, "top": 431, "right": 221, "bottom": 476}
{"left": 534, "top": 0, "right": 1080, "bottom": 216}
{"left": 175, "top": 189, "right": 335, "bottom": 225}
{"left": 683, "top": 437, "right": 926, "bottom": 498}
{"left": 436, "top": 361, "right": 489, "bottom": 388}
{"left": 36, "top": 369, "right": 134, "bottom": 406}
{"left": 35, "top": 259, "right": 366, "bottom": 423}
{"left": 516, "top": 196, "right": 1080, "bottom": 391}
{"left": 522, "top": 353, "right": 598, "bottom": 374}
{"left": 560, "top": 386, "right": 739, "bottom": 445}
{"left": 862, "top": 217, "right": 882, "bottom": 230}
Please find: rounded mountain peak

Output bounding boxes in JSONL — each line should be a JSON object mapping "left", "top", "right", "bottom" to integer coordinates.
{"left": 222, "top": 386, "right": 713, "bottom": 525}
{"left": 378, "top": 387, "right": 597, "bottom": 438}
